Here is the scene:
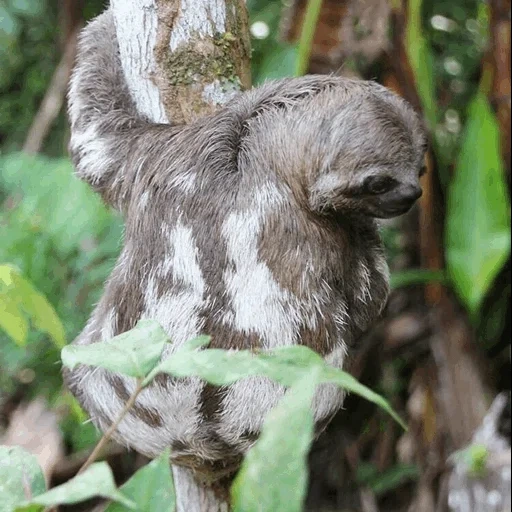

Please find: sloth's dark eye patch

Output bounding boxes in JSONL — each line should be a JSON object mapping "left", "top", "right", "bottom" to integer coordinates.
{"left": 419, "top": 165, "right": 427, "bottom": 177}
{"left": 363, "top": 176, "right": 397, "bottom": 195}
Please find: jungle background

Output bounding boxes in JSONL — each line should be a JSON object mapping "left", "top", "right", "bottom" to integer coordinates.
{"left": 0, "top": 0, "right": 510, "bottom": 511}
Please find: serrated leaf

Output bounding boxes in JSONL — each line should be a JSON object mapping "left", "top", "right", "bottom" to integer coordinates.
{"left": 105, "top": 449, "right": 175, "bottom": 512}
{"left": 231, "top": 369, "right": 319, "bottom": 512}
{"left": 446, "top": 93, "right": 511, "bottom": 315}
{"left": 61, "top": 319, "right": 168, "bottom": 378}
{"left": 21, "top": 462, "right": 134, "bottom": 509}
{"left": 0, "top": 446, "right": 46, "bottom": 512}
{"left": 0, "top": 264, "right": 66, "bottom": 348}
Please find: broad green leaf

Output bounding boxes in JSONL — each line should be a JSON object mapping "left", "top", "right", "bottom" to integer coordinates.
{"left": 255, "top": 44, "right": 298, "bottom": 84}
{"left": 105, "top": 449, "right": 175, "bottom": 512}
{"left": 446, "top": 93, "right": 511, "bottom": 315}
{"left": 405, "top": 0, "right": 436, "bottom": 130}
{"left": 231, "top": 370, "right": 319, "bottom": 512}
{"left": 0, "top": 264, "right": 66, "bottom": 348}
{"left": 0, "top": 446, "right": 46, "bottom": 512}
{"left": 145, "top": 342, "right": 323, "bottom": 387}
{"left": 61, "top": 319, "right": 168, "bottom": 378}
{"left": 20, "top": 462, "right": 134, "bottom": 509}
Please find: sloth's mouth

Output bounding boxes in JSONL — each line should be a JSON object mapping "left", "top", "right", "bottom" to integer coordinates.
{"left": 374, "top": 200, "right": 419, "bottom": 218}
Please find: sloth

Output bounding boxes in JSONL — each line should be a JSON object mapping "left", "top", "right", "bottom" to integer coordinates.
{"left": 64, "top": 10, "right": 427, "bottom": 478}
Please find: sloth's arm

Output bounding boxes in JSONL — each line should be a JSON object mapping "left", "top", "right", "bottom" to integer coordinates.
{"left": 67, "top": 10, "right": 159, "bottom": 208}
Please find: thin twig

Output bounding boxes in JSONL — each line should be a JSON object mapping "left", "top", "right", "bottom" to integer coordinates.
{"left": 77, "top": 378, "right": 144, "bottom": 475}
{"left": 22, "top": 27, "right": 80, "bottom": 155}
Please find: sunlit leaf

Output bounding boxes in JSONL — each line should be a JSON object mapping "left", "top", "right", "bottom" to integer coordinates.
{"left": 0, "top": 446, "right": 46, "bottom": 512}
{"left": 231, "top": 370, "right": 319, "bottom": 512}
{"left": 61, "top": 319, "right": 168, "bottom": 378}
{"left": 0, "top": 264, "right": 66, "bottom": 347}
{"left": 446, "top": 93, "right": 511, "bottom": 316}
{"left": 105, "top": 449, "right": 175, "bottom": 512}
{"left": 20, "top": 463, "right": 134, "bottom": 509}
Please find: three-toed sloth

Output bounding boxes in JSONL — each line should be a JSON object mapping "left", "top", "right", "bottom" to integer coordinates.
{"left": 64, "top": 9, "right": 426, "bottom": 478}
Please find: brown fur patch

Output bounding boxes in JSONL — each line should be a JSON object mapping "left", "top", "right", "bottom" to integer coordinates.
{"left": 107, "top": 374, "right": 163, "bottom": 428}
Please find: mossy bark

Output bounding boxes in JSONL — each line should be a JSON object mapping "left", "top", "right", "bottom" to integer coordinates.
{"left": 153, "top": 0, "right": 251, "bottom": 123}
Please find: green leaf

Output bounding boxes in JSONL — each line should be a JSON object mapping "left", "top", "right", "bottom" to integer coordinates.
{"left": 147, "top": 340, "right": 404, "bottom": 428}
{"left": 390, "top": 269, "right": 447, "bottom": 289}
{"left": 0, "top": 153, "right": 116, "bottom": 257}
{"left": 231, "top": 370, "right": 319, "bottom": 512}
{"left": 0, "top": 446, "right": 46, "bottom": 512}
{"left": 0, "top": 264, "right": 66, "bottom": 348}
{"left": 145, "top": 342, "right": 323, "bottom": 387}
{"left": 405, "top": 0, "right": 437, "bottom": 130}
{"left": 356, "top": 462, "right": 420, "bottom": 496}
{"left": 452, "top": 444, "right": 489, "bottom": 478}
{"left": 321, "top": 368, "right": 407, "bottom": 430}
{"left": 255, "top": 44, "right": 298, "bottom": 84}
{"left": 295, "top": 0, "right": 323, "bottom": 76}
{"left": 446, "top": 93, "right": 511, "bottom": 316}
{"left": 61, "top": 319, "right": 169, "bottom": 378}
{"left": 105, "top": 449, "right": 175, "bottom": 512}
{"left": 20, "top": 463, "right": 134, "bottom": 509}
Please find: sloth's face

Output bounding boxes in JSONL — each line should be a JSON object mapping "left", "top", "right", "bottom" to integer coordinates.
{"left": 304, "top": 87, "right": 428, "bottom": 219}
{"left": 334, "top": 161, "right": 427, "bottom": 219}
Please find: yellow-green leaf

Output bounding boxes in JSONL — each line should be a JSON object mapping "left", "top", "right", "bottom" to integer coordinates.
{"left": 0, "top": 264, "right": 65, "bottom": 347}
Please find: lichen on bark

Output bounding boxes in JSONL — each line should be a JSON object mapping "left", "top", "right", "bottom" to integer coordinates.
{"left": 153, "top": 0, "right": 251, "bottom": 124}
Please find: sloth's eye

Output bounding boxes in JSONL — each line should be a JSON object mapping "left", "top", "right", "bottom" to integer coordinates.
{"left": 364, "top": 176, "right": 396, "bottom": 195}
{"left": 419, "top": 165, "right": 427, "bottom": 177}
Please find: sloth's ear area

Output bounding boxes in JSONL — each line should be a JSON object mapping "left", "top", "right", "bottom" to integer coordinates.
{"left": 307, "top": 171, "right": 350, "bottom": 214}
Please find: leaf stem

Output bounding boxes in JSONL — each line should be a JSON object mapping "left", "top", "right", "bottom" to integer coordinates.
{"left": 77, "top": 378, "right": 144, "bottom": 475}
{"left": 295, "top": 0, "right": 324, "bottom": 76}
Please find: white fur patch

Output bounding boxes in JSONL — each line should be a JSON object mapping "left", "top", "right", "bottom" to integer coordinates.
{"left": 221, "top": 186, "right": 305, "bottom": 348}
{"left": 218, "top": 377, "right": 285, "bottom": 445}
{"left": 70, "top": 126, "right": 117, "bottom": 184}
{"left": 144, "top": 220, "right": 207, "bottom": 357}
{"left": 356, "top": 260, "right": 372, "bottom": 304}
{"left": 168, "top": 171, "right": 197, "bottom": 194}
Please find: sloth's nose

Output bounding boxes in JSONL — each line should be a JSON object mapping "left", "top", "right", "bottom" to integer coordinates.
{"left": 401, "top": 185, "right": 422, "bottom": 203}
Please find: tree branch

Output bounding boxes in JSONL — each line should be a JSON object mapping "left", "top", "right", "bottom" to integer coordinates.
{"left": 107, "top": 1, "right": 252, "bottom": 509}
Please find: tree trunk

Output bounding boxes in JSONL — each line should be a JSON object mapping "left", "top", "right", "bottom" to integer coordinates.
{"left": 108, "top": 0, "right": 251, "bottom": 510}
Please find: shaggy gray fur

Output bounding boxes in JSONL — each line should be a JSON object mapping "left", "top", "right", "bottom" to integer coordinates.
{"left": 64, "top": 10, "right": 426, "bottom": 477}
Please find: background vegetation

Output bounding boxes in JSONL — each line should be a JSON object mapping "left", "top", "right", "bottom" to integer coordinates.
{"left": 0, "top": 0, "right": 510, "bottom": 511}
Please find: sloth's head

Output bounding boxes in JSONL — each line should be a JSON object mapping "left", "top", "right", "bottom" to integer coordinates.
{"left": 241, "top": 77, "right": 428, "bottom": 219}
